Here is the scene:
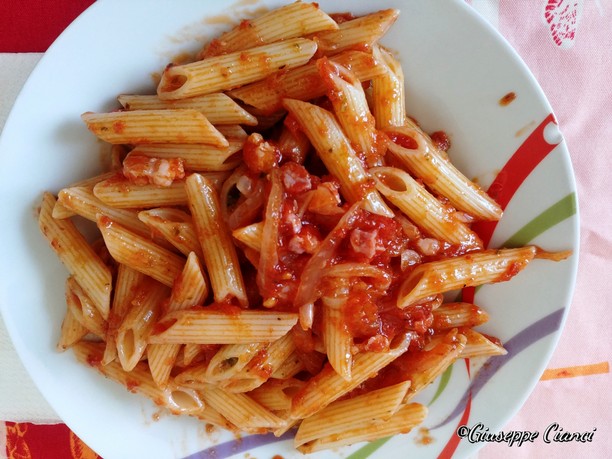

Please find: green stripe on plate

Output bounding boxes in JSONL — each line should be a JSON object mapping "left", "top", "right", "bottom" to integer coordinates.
{"left": 501, "top": 193, "right": 576, "bottom": 247}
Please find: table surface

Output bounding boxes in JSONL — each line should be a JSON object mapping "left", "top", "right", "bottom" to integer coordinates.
{"left": 1, "top": 1, "right": 610, "bottom": 458}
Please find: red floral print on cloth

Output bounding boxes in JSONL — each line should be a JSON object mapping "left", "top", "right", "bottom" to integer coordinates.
{"left": 4, "top": 422, "right": 100, "bottom": 459}
{"left": 543, "top": 0, "right": 584, "bottom": 48}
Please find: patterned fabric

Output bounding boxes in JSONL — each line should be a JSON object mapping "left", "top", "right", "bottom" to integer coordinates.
{"left": 1, "top": 1, "right": 610, "bottom": 458}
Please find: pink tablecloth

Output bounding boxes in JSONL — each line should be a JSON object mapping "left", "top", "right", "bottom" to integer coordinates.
{"left": 0, "top": 1, "right": 610, "bottom": 458}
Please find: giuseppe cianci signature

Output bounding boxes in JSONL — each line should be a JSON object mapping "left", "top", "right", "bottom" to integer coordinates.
{"left": 456, "top": 422, "right": 597, "bottom": 447}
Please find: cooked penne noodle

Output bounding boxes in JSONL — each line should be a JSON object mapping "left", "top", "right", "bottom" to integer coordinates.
{"left": 92, "top": 172, "right": 229, "bottom": 209}
{"left": 291, "top": 332, "right": 413, "bottom": 419}
{"left": 371, "top": 45, "right": 406, "bottom": 129}
{"left": 118, "top": 93, "right": 257, "bottom": 126}
{"left": 181, "top": 343, "right": 206, "bottom": 367}
{"left": 297, "top": 403, "right": 427, "bottom": 453}
{"left": 222, "top": 333, "right": 297, "bottom": 393}
{"left": 65, "top": 276, "right": 106, "bottom": 338}
{"left": 58, "top": 186, "right": 152, "bottom": 239}
{"left": 116, "top": 277, "right": 168, "bottom": 371}
{"left": 459, "top": 328, "right": 507, "bottom": 359}
{"left": 249, "top": 378, "right": 306, "bottom": 412}
{"left": 317, "top": 57, "right": 384, "bottom": 167}
{"left": 57, "top": 306, "right": 88, "bottom": 351}
{"left": 149, "top": 309, "right": 298, "bottom": 344}
{"left": 397, "top": 247, "right": 537, "bottom": 307}
{"left": 401, "top": 331, "right": 467, "bottom": 403}
{"left": 147, "top": 252, "right": 208, "bottom": 386}
{"left": 204, "top": 343, "right": 266, "bottom": 383}
{"left": 82, "top": 109, "right": 228, "bottom": 146}
{"left": 386, "top": 123, "right": 503, "bottom": 221}
{"left": 199, "top": 2, "right": 337, "bottom": 58}
{"left": 372, "top": 167, "right": 481, "bottom": 246}
{"left": 93, "top": 176, "right": 187, "bottom": 208}
{"left": 199, "top": 385, "right": 286, "bottom": 432}
{"left": 431, "top": 302, "right": 490, "bottom": 330}
{"left": 283, "top": 99, "right": 393, "bottom": 217}
{"left": 158, "top": 38, "right": 317, "bottom": 100}
{"left": 103, "top": 264, "right": 146, "bottom": 365}
{"left": 232, "top": 222, "right": 263, "bottom": 252}
{"left": 270, "top": 351, "right": 304, "bottom": 380}
{"left": 185, "top": 173, "right": 248, "bottom": 306}
{"left": 294, "top": 381, "right": 411, "bottom": 448}
{"left": 137, "top": 208, "right": 202, "bottom": 259}
{"left": 321, "top": 278, "right": 353, "bottom": 381}
{"left": 97, "top": 216, "right": 185, "bottom": 288}
{"left": 130, "top": 141, "right": 243, "bottom": 172}
{"left": 52, "top": 171, "right": 124, "bottom": 221}
{"left": 228, "top": 50, "right": 387, "bottom": 114}
{"left": 74, "top": 341, "right": 207, "bottom": 416}
{"left": 39, "top": 193, "right": 112, "bottom": 318}
{"left": 309, "top": 9, "right": 400, "bottom": 56}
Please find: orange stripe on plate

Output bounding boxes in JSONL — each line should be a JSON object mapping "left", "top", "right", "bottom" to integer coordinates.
{"left": 540, "top": 361, "right": 610, "bottom": 381}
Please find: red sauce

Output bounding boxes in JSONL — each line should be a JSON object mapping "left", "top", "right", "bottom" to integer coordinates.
{"left": 329, "top": 12, "right": 356, "bottom": 24}
{"left": 245, "top": 349, "right": 273, "bottom": 379}
{"left": 112, "top": 120, "right": 125, "bottom": 134}
{"left": 430, "top": 130, "right": 451, "bottom": 151}
{"left": 387, "top": 131, "right": 418, "bottom": 150}
{"left": 499, "top": 91, "right": 517, "bottom": 106}
{"left": 86, "top": 352, "right": 102, "bottom": 368}
{"left": 151, "top": 317, "right": 177, "bottom": 335}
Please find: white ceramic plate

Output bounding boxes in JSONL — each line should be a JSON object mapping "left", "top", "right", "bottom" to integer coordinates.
{"left": 0, "top": 1, "right": 579, "bottom": 458}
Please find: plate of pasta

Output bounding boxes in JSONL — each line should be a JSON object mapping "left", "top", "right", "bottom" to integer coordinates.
{"left": 0, "top": 0, "right": 579, "bottom": 458}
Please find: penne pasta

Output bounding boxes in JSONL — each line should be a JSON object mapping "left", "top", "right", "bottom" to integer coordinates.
{"left": 291, "top": 332, "right": 413, "bottom": 419}
{"left": 137, "top": 208, "right": 203, "bottom": 259}
{"left": 103, "top": 264, "right": 146, "bottom": 365}
{"left": 149, "top": 309, "right": 298, "bottom": 345}
{"left": 57, "top": 307, "right": 88, "bottom": 351}
{"left": 199, "top": 385, "right": 286, "bottom": 432}
{"left": 294, "top": 381, "right": 411, "bottom": 448}
{"left": 221, "top": 333, "right": 296, "bottom": 393}
{"left": 400, "top": 330, "right": 467, "bottom": 403}
{"left": 97, "top": 216, "right": 185, "bottom": 288}
{"left": 317, "top": 57, "right": 384, "bottom": 167}
{"left": 372, "top": 166, "right": 482, "bottom": 247}
{"left": 297, "top": 403, "right": 428, "bottom": 453}
{"left": 129, "top": 141, "right": 243, "bottom": 172}
{"left": 431, "top": 302, "right": 490, "bottom": 331}
{"left": 386, "top": 122, "right": 503, "bottom": 221}
{"left": 147, "top": 252, "right": 208, "bottom": 386}
{"left": 397, "top": 247, "right": 537, "bottom": 308}
{"left": 371, "top": 45, "right": 406, "bottom": 129}
{"left": 74, "top": 342, "right": 207, "bottom": 416}
{"left": 231, "top": 221, "right": 263, "bottom": 252}
{"left": 198, "top": 2, "right": 337, "bottom": 58}
{"left": 185, "top": 173, "right": 248, "bottom": 306}
{"left": 65, "top": 276, "right": 106, "bottom": 338}
{"left": 116, "top": 277, "right": 168, "bottom": 371}
{"left": 58, "top": 186, "right": 152, "bottom": 240}
{"left": 459, "top": 328, "right": 507, "bottom": 359}
{"left": 309, "top": 9, "right": 400, "bottom": 56}
{"left": 118, "top": 93, "right": 257, "bottom": 126}
{"left": 321, "top": 278, "right": 353, "bottom": 380}
{"left": 39, "top": 192, "right": 112, "bottom": 319}
{"left": 92, "top": 172, "right": 229, "bottom": 209}
{"left": 82, "top": 109, "right": 228, "bottom": 146}
{"left": 158, "top": 38, "right": 317, "bottom": 100}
